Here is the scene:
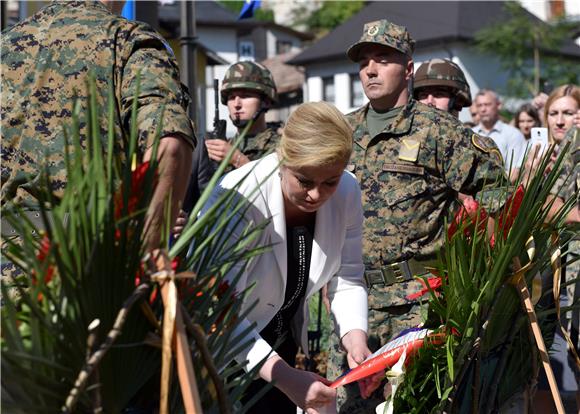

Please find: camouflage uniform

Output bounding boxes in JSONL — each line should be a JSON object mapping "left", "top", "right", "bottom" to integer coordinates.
{"left": 239, "top": 127, "right": 279, "bottom": 161}
{"left": 328, "top": 20, "right": 505, "bottom": 413}
{"left": 1, "top": 1, "right": 194, "bottom": 274}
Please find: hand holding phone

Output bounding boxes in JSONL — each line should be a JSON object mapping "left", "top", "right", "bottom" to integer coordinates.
{"left": 529, "top": 127, "right": 549, "bottom": 156}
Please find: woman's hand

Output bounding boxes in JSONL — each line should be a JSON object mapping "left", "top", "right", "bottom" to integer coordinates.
{"left": 260, "top": 355, "right": 336, "bottom": 413}
{"left": 341, "top": 329, "right": 383, "bottom": 399}
{"left": 172, "top": 209, "right": 188, "bottom": 239}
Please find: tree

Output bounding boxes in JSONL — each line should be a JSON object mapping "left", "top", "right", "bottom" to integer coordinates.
{"left": 294, "top": 1, "right": 366, "bottom": 37}
{"left": 475, "top": 2, "right": 578, "bottom": 98}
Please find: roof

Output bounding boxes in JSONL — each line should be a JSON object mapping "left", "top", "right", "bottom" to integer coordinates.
{"left": 289, "top": 1, "right": 580, "bottom": 65}
{"left": 260, "top": 51, "right": 305, "bottom": 94}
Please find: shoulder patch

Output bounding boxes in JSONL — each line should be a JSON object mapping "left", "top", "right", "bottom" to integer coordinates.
{"left": 471, "top": 133, "right": 503, "bottom": 164}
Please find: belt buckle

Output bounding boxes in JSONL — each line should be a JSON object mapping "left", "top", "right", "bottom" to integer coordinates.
{"left": 383, "top": 261, "right": 412, "bottom": 285}
{"left": 364, "top": 269, "right": 384, "bottom": 287}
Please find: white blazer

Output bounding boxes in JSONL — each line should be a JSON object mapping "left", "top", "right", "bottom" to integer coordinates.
{"left": 204, "top": 153, "right": 367, "bottom": 372}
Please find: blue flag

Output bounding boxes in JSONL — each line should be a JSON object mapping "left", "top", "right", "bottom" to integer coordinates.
{"left": 238, "top": 0, "right": 261, "bottom": 20}
{"left": 121, "top": 0, "right": 135, "bottom": 20}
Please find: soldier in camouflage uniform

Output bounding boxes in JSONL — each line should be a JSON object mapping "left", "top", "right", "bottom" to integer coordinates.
{"left": 183, "top": 61, "right": 280, "bottom": 211}
{"left": 1, "top": 0, "right": 195, "bottom": 273}
{"left": 413, "top": 58, "right": 472, "bottom": 118}
{"left": 326, "top": 19, "right": 505, "bottom": 413}
{"left": 206, "top": 61, "right": 280, "bottom": 164}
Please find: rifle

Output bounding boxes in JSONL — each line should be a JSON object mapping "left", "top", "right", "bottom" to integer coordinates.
{"left": 209, "top": 78, "right": 227, "bottom": 140}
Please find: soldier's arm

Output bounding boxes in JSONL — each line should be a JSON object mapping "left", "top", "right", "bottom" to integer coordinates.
{"left": 439, "top": 124, "right": 505, "bottom": 196}
{"left": 120, "top": 24, "right": 196, "bottom": 249}
{"left": 143, "top": 136, "right": 193, "bottom": 250}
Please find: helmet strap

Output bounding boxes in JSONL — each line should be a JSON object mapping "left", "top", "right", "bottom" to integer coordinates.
{"left": 448, "top": 95, "right": 457, "bottom": 112}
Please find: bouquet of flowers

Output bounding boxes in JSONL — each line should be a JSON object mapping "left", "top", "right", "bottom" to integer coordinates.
{"left": 386, "top": 144, "right": 578, "bottom": 413}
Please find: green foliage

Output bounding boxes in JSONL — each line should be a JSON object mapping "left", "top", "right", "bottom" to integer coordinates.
{"left": 218, "top": 1, "right": 274, "bottom": 22}
{"left": 392, "top": 144, "right": 576, "bottom": 412}
{"left": 474, "top": 2, "right": 579, "bottom": 98}
{"left": 1, "top": 75, "right": 270, "bottom": 413}
{"left": 294, "top": 1, "right": 365, "bottom": 36}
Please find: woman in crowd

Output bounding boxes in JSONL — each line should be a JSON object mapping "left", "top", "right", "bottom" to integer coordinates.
{"left": 545, "top": 84, "right": 580, "bottom": 145}
{"left": 514, "top": 103, "right": 541, "bottom": 139}
{"left": 201, "top": 101, "right": 375, "bottom": 413}
{"left": 533, "top": 83, "right": 580, "bottom": 413}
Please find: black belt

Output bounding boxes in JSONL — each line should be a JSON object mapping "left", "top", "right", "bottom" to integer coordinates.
{"left": 364, "top": 259, "right": 433, "bottom": 288}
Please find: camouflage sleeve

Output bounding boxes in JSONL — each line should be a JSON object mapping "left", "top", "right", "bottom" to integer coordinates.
{"left": 440, "top": 125, "right": 506, "bottom": 195}
{"left": 120, "top": 24, "right": 195, "bottom": 153}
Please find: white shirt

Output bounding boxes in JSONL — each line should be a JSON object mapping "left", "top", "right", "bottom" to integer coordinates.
{"left": 473, "top": 120, "right": 528, "bottom": 171}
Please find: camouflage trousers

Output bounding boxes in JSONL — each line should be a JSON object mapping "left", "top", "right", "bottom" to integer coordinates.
{"left": 327, "top": 282, "right": 424, "bottom": 413}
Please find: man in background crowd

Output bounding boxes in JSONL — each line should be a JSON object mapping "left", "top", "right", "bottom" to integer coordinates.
{"left": 473, "top": 89, "right": 528, "bottom": 171}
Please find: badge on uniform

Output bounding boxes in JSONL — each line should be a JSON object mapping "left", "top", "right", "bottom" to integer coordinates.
{"left": 399, "top": 139, "right": 420, "bottom": 162}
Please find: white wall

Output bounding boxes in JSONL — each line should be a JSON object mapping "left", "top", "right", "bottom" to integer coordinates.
{"left": 520, "top": 0, "right": 580, "bottom": 21}
{"left": 266, "top": 29, "right": 302, "bottom": 58}
{"left": 303, "top": 60, "right": 366, "bottom": 114}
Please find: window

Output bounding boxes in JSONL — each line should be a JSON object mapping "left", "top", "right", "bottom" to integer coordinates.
{"left": 322, "top": 76, "right": 335, "bottom": 103}
{"left": 276, "top": 40, "right": 292, "bottom": 55}
{"left": 350, "top": 74, "right": 365, "bottom": 108}
{"left": 238, "top": 41, "right": 255, "bottom": 61}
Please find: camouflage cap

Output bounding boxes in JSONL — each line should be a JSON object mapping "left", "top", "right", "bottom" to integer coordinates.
{"left": 413, "top": 58, "right": 472, "bottom": 108}
{"left": 221, "top": 61, "right": 278, "bottom": 105}
{"left": 347, "top": 19, "right": 415, "bottom": 62}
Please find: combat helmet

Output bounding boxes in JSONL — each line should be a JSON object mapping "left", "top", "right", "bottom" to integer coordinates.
{"left": 220, "top": 61, "right": 278, "bottom": 105}
{"left": 413, "top": 59, "right": 472, "bottom": 109}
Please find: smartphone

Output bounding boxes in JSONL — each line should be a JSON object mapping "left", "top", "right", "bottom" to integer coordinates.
{"left": 530, "top": 127, "right": 549, "bottom": 155}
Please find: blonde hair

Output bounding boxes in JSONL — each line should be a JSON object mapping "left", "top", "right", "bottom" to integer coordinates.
{"left": 278, "top": 101, "right": 353, "bottom": 168}
{"left": 544, "top": 84, "right": 580, "bottom": 143}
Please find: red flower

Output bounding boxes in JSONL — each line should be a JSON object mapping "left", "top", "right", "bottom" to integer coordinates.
{"left": 32, "top": 233, "right": 55, "bottom": 301}
{"left": 407, "top": 276, "right": 443, "bottom": 300}
{"left": 448, "top": 197, "right": 488, "bottom": 240}
{"left": 114, "top": 162, "right": 157, "bottom": 239}
{"left": 490, "top": 185, "right": 525, "bottom": 247}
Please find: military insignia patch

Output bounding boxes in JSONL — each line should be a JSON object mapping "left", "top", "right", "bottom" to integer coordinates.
{"left": 471, "top": 134, "right": 503, "bottom": 164}
{"left": 399, "top": 139, "right": 420, "bottom": 162}
{"left": 367, "top": 25, "right": 379, "bottom": 36}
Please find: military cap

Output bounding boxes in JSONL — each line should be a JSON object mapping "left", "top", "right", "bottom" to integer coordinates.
{"left": 347, "top": 19, "right": 415, "bottom": 62}
{"left": 414, "top": 58, "right": 472, "bottom": 108}
{"left": 221, "top": 61, "right": 278, "bottom": 105}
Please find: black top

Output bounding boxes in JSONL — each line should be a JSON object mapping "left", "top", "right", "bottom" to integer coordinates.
{"left": 260, "top": 219, "right": 316, "bottom": 348}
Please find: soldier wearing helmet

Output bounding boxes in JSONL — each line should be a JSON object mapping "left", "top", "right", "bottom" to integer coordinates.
{"left": 181, "top": 61, "right": 280, "bottom": 213}
{"left": 413, "top": 58, "right": 472, "bottom": 117}
{"left": 205, "top": 61, "right": 279, "bottom": 169}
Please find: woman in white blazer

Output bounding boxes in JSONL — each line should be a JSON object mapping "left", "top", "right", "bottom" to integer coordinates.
{"left": 204, "top": 102, "right": 372, "bottom": 413}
